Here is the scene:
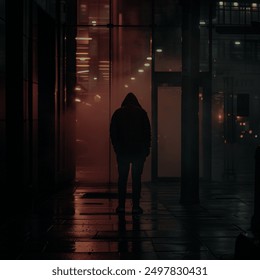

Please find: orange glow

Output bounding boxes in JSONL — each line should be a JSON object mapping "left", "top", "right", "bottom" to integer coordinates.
{"left": 77, "top": 57, "right": 91, "bottom": 61}
{"left": 77, "top": 70, "right": 89, "bottom": 73}
{"left": 76, "top": 37, "right": 93, "bottom": 40}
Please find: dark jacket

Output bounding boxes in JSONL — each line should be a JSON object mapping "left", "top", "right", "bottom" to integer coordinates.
{"left": 110, "top": 93, "right": 151, "bottom": 158}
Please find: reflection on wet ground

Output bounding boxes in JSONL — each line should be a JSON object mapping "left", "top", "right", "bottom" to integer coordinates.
{"left": 0, "top": 181, "right": 254, "bottom": 260}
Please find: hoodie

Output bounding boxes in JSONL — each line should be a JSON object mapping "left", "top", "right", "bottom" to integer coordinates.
{"left": 110, "top": 93, "right": 151, "bottom": 158}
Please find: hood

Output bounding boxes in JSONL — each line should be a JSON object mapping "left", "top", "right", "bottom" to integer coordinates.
{"left": 121, "top": 92, "right": 142, "bottom": 108}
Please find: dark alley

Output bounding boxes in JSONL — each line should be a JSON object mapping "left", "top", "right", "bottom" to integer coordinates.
{"left": 0, "top": 0, "right": 260, "bottom": 263}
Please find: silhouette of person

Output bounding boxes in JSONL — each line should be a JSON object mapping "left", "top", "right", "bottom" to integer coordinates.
{"left": 110, "top": 92, "right": 151, "bottom": 215}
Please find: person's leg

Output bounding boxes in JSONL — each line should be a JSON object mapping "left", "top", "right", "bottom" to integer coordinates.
{"left": 131, "top": 157, "right": 145, "bottom": 212}
{"left": 117, "top": 156, "right": 130, "bottom": 212}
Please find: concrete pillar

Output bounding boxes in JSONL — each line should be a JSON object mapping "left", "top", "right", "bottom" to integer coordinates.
{"left": 180, "top": 0, "right": 200, "bottom": 203}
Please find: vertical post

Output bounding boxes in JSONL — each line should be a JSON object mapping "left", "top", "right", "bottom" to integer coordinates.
{"left": 251, "top": 146, "right": 260, "bottom": 234}
{"left": 223, "top": 76, "right": 236, "bottom": 181}
{"left": 65, "top": 0, "right": 77, "bottom": 182}
{"left": 180, "top": 0, "right": 200, "bottom": 203}
{"left": 38, "top": 8, "right": 56, "bottom": 192}
{"left": 151, "top": 0, "right": 158, "bottom": 182}
{"left": 202, "top": 0, "right": 213, "bottom": 182}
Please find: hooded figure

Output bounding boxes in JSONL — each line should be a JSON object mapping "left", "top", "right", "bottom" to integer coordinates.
{"left": 110, "top": 92, "right": 151, "bottom": 214}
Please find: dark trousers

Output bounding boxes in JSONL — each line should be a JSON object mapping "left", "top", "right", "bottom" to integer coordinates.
{"left": 117, "top": 155, "right": 145, "bottom": 208}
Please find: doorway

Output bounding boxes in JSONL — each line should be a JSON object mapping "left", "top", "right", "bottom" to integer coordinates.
{"left": 157, "top": 86, "right": 181, "bottom": 179}
{"left": 152, "top": 73, "right": 182, "bottom": 181}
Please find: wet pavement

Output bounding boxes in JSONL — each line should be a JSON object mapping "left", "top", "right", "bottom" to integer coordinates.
{"left": 0, "top": 181, "right": 254, "bottom": 260}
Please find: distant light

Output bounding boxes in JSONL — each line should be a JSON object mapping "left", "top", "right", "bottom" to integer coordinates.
{"left": 144, "top": 63, "right": 150, "bottom": 67}
{"left": 233, "top": 2, "right": 239, "bottom": 7}
{"left": 219, "top": 1, "right": 224, "bottom": 6}
{"left": 76, "top": 52, "right": 88, "bottom": 55}
{"left": 156, "top": 49, "right": 163, "bottom": 53}
{"left": 92, "top": 20, "right": 97, "bottom": 26}
{"left": 76, "top": 37, "right": 93, "bottom": 41}
{"left": 93, "top": 77, "right": 98, "bottom": 80}
{"left": 75, "top": 98, "right": 81, "bottom": 102}
{"left": 240, "top": 134, "right": 244, "bottom": 139}
{"left": 94, "top": 94, "right": 101, "bottom": 102}
{"left": 75, "top": 87, "right": 81, "bottom": 91}
{"left": 124, "top": 84, "right": 129, "bottom": 88}
{"left": 249, "top": 130, "right": 253, "bottom": 134}
{"left": 200, "top": 20, "right": 206, "bottom": 25}
{"left": 234, "top": 41, "right": 241, "bottom": 45}
{"left": 131, "top": 77, "right": 136, "bottom": 80}
{"left": 252, "top": 3, "right": 257, "bottom": 8}
{"left": 255, "top": 134, "right": 258, "bottom": 138}
{"left": 243, "top": 122, "right": 246, "bottom": 126}
{"left": 77, "top": 70, "right": 89, "bottom": 73}
{"left": 146, "top": 57, "right": 152, "bottom": 60}
{"left": 138, "top": 69, "right": 144, "bottom": 73}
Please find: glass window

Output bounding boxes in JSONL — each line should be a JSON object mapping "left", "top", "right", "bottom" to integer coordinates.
{"left": 154, "top": 27, "right": 182, "bottom": 72}
{"left": 78, "top": 0, "right": 110, "bottom": 25}
{"left": 154, "top": 0, "right": 180, "bottom": 26}
{"left": 153, "top": 0, "right": 181, "bottom": 72}
{"left": 112, "top": 0, "right": 152, "bottom": 26}
{"left": 75, "top": 27, "right": 110, "bottom": 183}
{"left": 200, "top": 26, "right": 209, "bottom": 72}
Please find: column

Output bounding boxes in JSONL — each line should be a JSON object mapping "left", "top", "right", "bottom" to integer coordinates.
{"left": 180, "top": 0, "right": 200, "bottom": 203}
